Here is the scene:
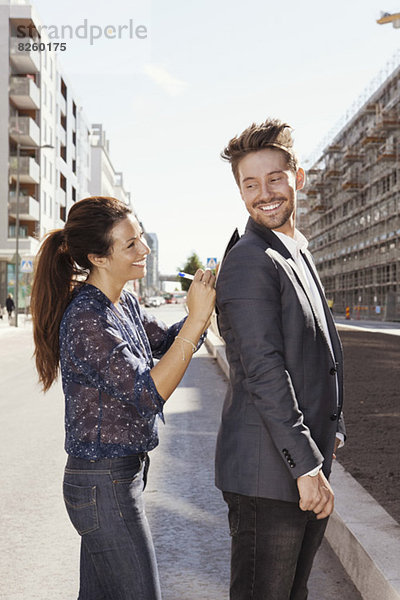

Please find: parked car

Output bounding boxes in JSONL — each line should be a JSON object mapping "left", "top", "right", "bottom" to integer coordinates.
{"left": 145, "top": 296, "right": 164, "bottom": 308}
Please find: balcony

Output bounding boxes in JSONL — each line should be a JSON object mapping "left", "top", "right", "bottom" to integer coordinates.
{"left": 8, "top": 194, "right": 39, "bottom": 221}
{"left": 326, "top": 143, "right": 342, "bottom": 154}
{"left": 377, "top": 145, "right": 397, "bottom": 162}
{"left": 374, "top": 111, "right": 399, "bottom": 132}
{"left": 305, "top": 187, "right": 318, "bottom": 197}
{"left": 8, "top": 220, "right": 38, "bottom": 242}
{"left": 9, "top": 116, "right": 40, "bottom": 147}
{"left": 361, "top": 128, "right": 385, "bottom": 146}
{"left": 363, "top": 102, "right": 378, "bottom": 114}
{"left": 342, "top": 177, "right": 363, "bottom": 191}
{"left": 311, "top": 194, "right": 328, "bottom": 212}
{"left": 10, "top": 37, "right": 40, "bottom": 74}
{"left": 9, "top": 155, "right": 40, "bottom": 184}
{"left": 325, "top": 167, "right": 341, "bottom": 179}
{"left": 343, "top": 146, "right": 362, "bottom": 162}
{"left": 9, "top": 76, "right": 40, "bottom": 110}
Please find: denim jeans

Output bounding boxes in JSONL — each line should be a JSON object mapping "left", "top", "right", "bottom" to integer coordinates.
{"left": 63, "top": 454, "right": 162, "bottom": 600}
{"left": 223, "top": 492, "right": 328, "bottom": 600}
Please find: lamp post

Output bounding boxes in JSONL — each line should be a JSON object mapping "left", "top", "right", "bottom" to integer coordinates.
{"left": 13, "top": 142, "right": 53, "bottom": 327}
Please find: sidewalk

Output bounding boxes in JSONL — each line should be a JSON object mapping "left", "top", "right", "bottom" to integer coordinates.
{"left": 335, "top": 316, "right": 400, "bottom": 336}
{"left": 205, "top": 327, "right": 400, "bottom": 600}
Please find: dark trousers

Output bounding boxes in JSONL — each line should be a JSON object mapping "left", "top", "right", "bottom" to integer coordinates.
{"left": 63, "top": 454, "right": 161, "bottom": 600}
{"left": 223, "top": 492, "right": 328, "bottom": 600}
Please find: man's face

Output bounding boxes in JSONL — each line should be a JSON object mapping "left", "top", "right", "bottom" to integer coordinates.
{"left": 237, "top": 148, "right": 304, "bottom": 237}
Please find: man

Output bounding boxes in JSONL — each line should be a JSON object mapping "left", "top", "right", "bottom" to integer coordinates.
{"left": 215, "top": 118, "right": 345, "bottom": 600}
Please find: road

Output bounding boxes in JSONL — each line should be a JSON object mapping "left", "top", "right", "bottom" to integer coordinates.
{"left": 0, "top": 305, "right": 360, "bottom": 599}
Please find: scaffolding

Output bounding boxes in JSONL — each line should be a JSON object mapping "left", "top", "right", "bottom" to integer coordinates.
{"left": 302, "top": 62, "right": 400, "bottom": 321}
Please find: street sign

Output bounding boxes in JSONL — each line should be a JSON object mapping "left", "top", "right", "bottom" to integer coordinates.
{"left": 206, "top": 257, "right": 217, "bottom": 269}
{"left": 20, "top": 259, "right": 33, "bottom": 273}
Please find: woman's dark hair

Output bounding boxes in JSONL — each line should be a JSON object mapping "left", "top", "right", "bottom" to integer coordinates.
{"left": 31, "top": 196, "right": 132, "bottom": 391}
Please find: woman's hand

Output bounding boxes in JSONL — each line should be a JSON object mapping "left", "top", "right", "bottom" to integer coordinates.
{"left": 150, "top": 269, "right": 216, "bottom": 401}
{"left": 185, "top": 269, "right": 216, "bottom": 333}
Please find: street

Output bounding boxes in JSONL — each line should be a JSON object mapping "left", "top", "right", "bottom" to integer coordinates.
{"left": 0, "top": 305, "right": 360, "bottom": 599}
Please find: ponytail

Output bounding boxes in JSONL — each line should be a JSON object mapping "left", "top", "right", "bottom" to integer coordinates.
{"left": 31, "top": 196, "right": 132, "bottom": 392}
{"left": 31, "top": 229, "right": 75, "bottom": 391}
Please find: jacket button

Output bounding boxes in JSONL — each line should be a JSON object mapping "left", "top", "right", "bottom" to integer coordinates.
{"left": 282, "top": 449, "right": 288, "bottom": 456}
{"left": 329, "top": 367, "right": 337, "bottom": 375}
{"left": 330, "top": 413, "right": 338, "bottom": 421}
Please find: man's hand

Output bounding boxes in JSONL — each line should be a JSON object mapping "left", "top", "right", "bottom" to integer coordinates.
{"left": 297, "top": 471, "right": 334, "bottom": 520}
{"left": 333, "top": 436, "right": 341, "bottom": 460}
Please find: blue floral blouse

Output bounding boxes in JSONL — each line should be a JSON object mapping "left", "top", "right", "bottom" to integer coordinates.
{"left": 59, "top": 284, "right": 185, "bottom": 459}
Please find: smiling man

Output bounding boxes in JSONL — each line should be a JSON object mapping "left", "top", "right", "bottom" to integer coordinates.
{"left": 215, "top": 119, "right": 345, "bottom": 600}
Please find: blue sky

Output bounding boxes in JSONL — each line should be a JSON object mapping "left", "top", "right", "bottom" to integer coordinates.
{"left": 31, "top": 0, "right": 400, "bottom": 274}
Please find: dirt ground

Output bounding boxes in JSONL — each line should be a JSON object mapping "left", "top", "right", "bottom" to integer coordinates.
{"left": 336, "top": 328, "right": 400, "bottom": 523}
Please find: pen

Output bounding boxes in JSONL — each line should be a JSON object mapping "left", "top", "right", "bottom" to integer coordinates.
{"left": 178, "top": 272, "right": 195, "bottom": 280}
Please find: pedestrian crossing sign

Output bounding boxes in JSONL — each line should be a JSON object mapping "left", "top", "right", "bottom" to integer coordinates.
{"left": 20, "top": 259, "right": 33, "bottom": 273}
{"left": 206, "top": 257, "right": 217, "bottom": 270}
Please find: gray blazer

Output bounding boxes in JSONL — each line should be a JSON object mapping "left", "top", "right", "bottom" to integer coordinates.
{"left": 215, "top": 218, "right": 345, "bottom": 503}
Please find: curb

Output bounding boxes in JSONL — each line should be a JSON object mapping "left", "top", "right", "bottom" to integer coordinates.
{"left": 204, "top": 329, "right": 400, "bottom": 600}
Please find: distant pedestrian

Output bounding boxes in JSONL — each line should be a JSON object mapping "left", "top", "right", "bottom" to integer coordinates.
{"left": 30, "top": 196, "right": 215, "bottom": 600}
{"left": 6, "top": 293, "right": 15, "bottom": 324}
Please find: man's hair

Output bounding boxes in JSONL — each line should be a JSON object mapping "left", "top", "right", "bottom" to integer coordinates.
{"left": 221, "top": 118, "right": 299, "bottom": 185}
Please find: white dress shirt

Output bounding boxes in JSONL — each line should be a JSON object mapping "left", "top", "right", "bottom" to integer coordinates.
{"left": 273, "top": 229, "right": 344, "bottom": 477}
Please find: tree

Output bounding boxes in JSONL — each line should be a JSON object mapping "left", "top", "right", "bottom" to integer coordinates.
{"left": 178, "top": 252, "right": 204, "bottom": 291}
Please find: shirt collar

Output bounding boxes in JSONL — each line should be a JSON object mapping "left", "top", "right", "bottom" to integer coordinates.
{"left": 273, "top": 229, "right": 308, "bottom": 260}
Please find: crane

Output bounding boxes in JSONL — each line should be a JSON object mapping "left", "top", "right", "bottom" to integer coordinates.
{"left": 377, "top": 11, "right": 400, "bottom": 27}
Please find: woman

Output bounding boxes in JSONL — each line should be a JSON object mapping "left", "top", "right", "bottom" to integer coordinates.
{"left": 31, "top": 196, "right": 215, "bottom": 600}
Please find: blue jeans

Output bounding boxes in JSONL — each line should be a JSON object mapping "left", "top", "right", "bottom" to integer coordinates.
{"left": 223, "top": 492, "right": 328, "bottom": 600}
{"left": 63, "top": 454, "right": 162, "bottom": 600}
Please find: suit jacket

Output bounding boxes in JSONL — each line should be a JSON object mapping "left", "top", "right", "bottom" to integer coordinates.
{"left": 215, "top": 217, "right": 345, "bottom": 503}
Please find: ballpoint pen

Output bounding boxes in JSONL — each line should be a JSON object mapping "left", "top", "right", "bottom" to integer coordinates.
{"left": 177, "top": 271, "right": 195, "bottom": 280}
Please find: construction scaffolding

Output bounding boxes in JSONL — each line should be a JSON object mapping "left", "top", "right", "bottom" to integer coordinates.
{"left": 301, "top": 57, "right": 400, "bottom": 321}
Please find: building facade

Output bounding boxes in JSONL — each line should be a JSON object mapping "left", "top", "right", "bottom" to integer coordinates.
{"left": 143, "top": 232, "right": 160, "bottom": 295}
{"left": 0, "top": 1, "right": 154, "bottom": 310}
{"left": 0, "top": 0, "right": 92, "bottom": 308}
{"left": 302, "top": 60, "right": 400, "bottom": 321}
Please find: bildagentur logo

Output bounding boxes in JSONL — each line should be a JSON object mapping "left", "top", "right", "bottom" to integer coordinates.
{"left": 16, "top": 19, "right": 148, "bottom": 46}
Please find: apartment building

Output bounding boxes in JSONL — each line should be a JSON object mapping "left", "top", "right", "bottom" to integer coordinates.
{"left": 0, "top": 1, "right": 92, "bottom": 308}
{"left": 0, "top": 1, "right": 156, "bottom": 311}
{"left": 144, "top": 232, "right": 160, "bottom": 295}
{"left": 89, "top": 123, "right": 131, "bottom": 205}
{"left": 303, "top": 58, "right": 400, "bottom": 321}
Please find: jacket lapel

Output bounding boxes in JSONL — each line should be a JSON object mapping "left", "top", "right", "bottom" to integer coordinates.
{"left": 265, "top": 248, "right": 336, "bottom": 364}
{"left": 301, "top": 251, "right": 343, "bottom": 360}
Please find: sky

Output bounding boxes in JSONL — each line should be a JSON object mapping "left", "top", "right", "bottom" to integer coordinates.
{"left": 28, "top": 0, "right": 400, "bottom": 275}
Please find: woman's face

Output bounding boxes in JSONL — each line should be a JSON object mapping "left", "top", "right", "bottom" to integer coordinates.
{"left": 105, "top": 215, "right": 151, "bottom": 283}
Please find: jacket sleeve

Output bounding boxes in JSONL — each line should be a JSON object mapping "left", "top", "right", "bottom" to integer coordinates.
{"left": 60, "top": 305, "right": 165, "bottom": 419}
{"left": 135, "top": 298, "right": 206, "bottom": 358}
{"left": 217, "top": 244, "right": 324, "bottom": 478}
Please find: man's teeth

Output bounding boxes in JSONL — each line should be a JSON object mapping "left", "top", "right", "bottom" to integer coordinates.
{"left": 260, "top": 202, "right": 281, "bottom": 212}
